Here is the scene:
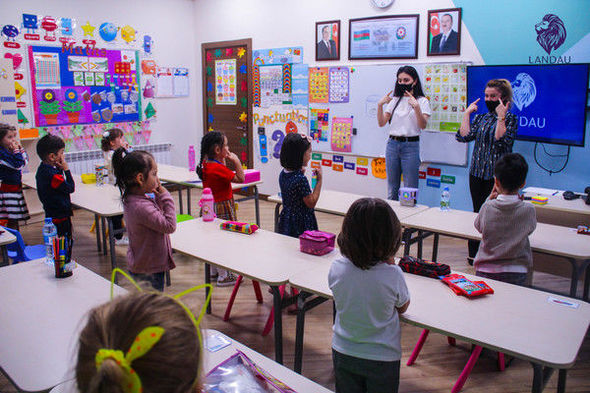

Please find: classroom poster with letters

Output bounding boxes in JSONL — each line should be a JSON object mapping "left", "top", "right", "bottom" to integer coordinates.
{"left": 423, "top": 63, "right": 467, "bottom": 132}
{"left": 308, "top": 67, "right": 329, "bottom": 103}
{"left": 214, "top": 59, "right": 237, "bottom": 105}
{"left": 329, "top": 67, "right": 349, "bottom": 103}
{"left": 330, "top": 117, "right": 353, "bottom": 152}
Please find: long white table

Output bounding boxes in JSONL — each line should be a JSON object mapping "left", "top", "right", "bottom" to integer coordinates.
{"left": 169, "top": 217, "right": 333, "bottom": 365}
{"left": 402, "top": 207, "right": 590, "bottom": 299}
{"left": 0, "top": 260, "right": 126, "bottom": 392}
{"left": 523, "top": 190, "right": 590, "bottom": 221}
{"left": 288, "top": 259, "right": 590, "bottom": 393}
{"left": 158, "top": 164, "right": 263, "bottom": 225}
{"left": 49, "top": 329, "right": 332, "bottom": 393}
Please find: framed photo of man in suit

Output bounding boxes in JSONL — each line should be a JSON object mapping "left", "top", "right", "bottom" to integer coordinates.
{"left": 427, "top": 8, "right": 462, "bottom": 56}
{"left": 316, "top": 20, "right": 340, "bottom": 61}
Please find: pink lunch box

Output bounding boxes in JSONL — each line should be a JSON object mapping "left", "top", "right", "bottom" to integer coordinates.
{"left": 243, "top": 169, "right": 261, "bottom": 183}
{"left": 299, "top": 230, "right": 335, "bottom": 256}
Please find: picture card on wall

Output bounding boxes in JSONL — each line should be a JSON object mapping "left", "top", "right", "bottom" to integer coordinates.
{"left": 214, "top": 59, "right": 237, "bottom": 105}
{"left": 308, "top": 67, "right": 329, "bottom": 103}
{"left": 328, "top": 67, "right": 349, "bottom": 103}
{"left": 253, "top": 46, "right": 303, "bottom": 65}
{"left": 292, "top": 63, "right": 309, "bottom": 108}
{"left": 330, "top": 117, "right": 353, "bottom": 153}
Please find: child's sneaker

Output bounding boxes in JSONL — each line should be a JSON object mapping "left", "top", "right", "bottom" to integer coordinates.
{"left": 115, "top": 236, "right": 129, "bottom": 246}
{"left": 217, "top": 273, "right": 237, "bottom": 287}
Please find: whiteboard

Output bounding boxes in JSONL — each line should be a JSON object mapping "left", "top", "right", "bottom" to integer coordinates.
{"left": 308, "top": 63, "right": 468, "bottom": 166}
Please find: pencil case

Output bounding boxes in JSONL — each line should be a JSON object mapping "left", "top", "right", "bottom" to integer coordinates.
{"left": 577, "top": 225, "right": 590, "bottom": 235}
{"left": 220, "top": 221, "right": 259, "bottom": 235}
{"left": 243, "top": 169, "right": 261, "bottom": 183}
{"left": 531, "top": 196, "right": 548, "bottom": 205}
{"left": 299, "top": 230, "right": 335, "bottom": 256}
{"left": 440, "top": 274, "right": 494, "bottom": 297}
{"left": 398, "top": 255, "right": 451, "bottom": 279}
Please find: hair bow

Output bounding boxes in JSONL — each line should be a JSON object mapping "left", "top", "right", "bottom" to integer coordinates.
{"left": 103, "top": 131, "right": 110, "bottom": 138}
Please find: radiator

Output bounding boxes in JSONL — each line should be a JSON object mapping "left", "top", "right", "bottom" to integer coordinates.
{"left": 64, "top": 143, "right": 172, "bottom": 174}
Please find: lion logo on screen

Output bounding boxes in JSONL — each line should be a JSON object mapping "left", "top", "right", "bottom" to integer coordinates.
{"left": 511, "top": 73, "right": 537, "bottom": 111}
{"left": 535, "top": 14, "right": 566, "bottom": 55}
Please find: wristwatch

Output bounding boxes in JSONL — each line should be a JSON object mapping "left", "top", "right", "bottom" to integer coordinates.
{"left": 499, "top": 116, "right": 505, "bottom": 121}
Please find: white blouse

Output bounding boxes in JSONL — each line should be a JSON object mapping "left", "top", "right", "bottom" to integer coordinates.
{"left": 384, "top": 96, "right": 431, "bottom": 137}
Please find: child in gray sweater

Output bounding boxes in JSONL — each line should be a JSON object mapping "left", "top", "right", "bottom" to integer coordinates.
{"left": 474, "top": 153, "right": 536, "bottom": 286}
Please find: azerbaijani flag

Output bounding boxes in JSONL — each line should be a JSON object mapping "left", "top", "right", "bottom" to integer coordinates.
{"left": 430, "top": 13, "right": 440, "bottom": 49}
{"left": 353, "top": 29, "right": 370, "bottom": 41}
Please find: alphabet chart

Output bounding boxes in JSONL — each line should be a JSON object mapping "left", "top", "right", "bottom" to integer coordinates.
{"left": 309, "top": 67, "right": 329, "bottom": 103}
{"left": 330, "top": 116, "right": 353, "bottom": 152}
{"left": 329, "top": 67, "right": 349, "bottom": 103}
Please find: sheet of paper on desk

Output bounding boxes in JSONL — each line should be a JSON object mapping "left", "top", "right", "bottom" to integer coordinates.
{"left": 205, "top": 333, "right": 231, "bottom": 352}
{"left": 523, "top": 187, "right": 561, "bottom": 196}
{"left": 547, "top": 296, "right": 579, "bottom": 309}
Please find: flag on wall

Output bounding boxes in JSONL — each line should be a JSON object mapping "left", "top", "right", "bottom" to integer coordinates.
{"left": 430, "top": 13, "right": 440, "bottom": 48}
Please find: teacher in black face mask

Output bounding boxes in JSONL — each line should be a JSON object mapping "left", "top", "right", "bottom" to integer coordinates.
{"left": 456, "top": 78, "right": 518, "bottom": 265}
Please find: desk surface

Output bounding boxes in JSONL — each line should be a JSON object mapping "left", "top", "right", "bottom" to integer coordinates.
{"left": 49, "top": 329, "right": 332, "bottom": 393}
{"left": 289, "top": 259, "right": 590, "bottom": 369}
{"left": 0, "top": 229, "right": 16, "bottom": 246}
{"left": 0, "top": 260, "right": 126, "bottom": 392}
{"left": 22, "top": 172, "right": 123, "bottom": 217}
{"left": 268, "top": 190, "right": 429, "bottom": 220}
{"left": 158, "top": 164, "right": 263, "bottom": 190}
{"left": 170, "top": 218, "right": 333, "bottom": 286}
{"left": 401, "top": 207, "right": 590, "bottom": 260}
{"left": 524, "top": 191, "right": 590, "bottom": 217}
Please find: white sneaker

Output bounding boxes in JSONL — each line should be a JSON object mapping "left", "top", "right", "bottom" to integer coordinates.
{"left": 217, "top": 273, "right": 237, "bottom": 287}
{"left": 115, "top": 236, "right": 129, "bottom": 246}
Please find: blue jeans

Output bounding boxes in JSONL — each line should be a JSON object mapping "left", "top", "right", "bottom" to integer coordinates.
{"left": 385, "top": 138, "right": 420, "bottom": 200}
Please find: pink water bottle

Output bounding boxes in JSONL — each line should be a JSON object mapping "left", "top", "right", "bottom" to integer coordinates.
{"left": 188, "top": 145, "right": 196, "bottom": 172}
{"left": 199, "top": 188, "right": 216, "bottom": 221}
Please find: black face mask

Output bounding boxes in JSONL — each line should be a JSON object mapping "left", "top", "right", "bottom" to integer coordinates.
{"left": 398, "top": 83, "right": 414, "bottom": 94}
{"left": 485, "top": 100, "right": 500, "bottom": 112}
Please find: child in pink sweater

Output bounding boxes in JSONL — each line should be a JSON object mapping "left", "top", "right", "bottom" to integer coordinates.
{"left": 112, "top": 148, "right": 176, "bottom": 291}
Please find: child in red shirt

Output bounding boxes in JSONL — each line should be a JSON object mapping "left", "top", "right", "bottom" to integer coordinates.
{"left": 196, "top": 131, "right": 244, "bottom": 286}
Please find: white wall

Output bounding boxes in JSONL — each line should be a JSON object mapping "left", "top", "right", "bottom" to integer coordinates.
{"left": 0, "top": 0, "right": 199, "bottom": 166}
{"left": 193, "top": 0, "right": 484, "bottom": 197}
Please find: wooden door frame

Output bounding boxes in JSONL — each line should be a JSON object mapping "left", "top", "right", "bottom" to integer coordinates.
{"left": 201, "top": 38, "right": 253, "bottom": 166}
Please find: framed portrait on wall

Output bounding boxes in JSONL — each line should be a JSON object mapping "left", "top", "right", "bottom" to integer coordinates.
{"left": 316, "top": 20, "right": 341, "bottom": 61}
{"left": 427, "top": 8, "right": 462, "bottom": 56}
{"left": 348, "top": 14, "right": 419, "bottom": 60}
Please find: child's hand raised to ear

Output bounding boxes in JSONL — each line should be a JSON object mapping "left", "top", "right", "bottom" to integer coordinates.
{"left": 56, "top": 155, "right": 69, "bottom": 171}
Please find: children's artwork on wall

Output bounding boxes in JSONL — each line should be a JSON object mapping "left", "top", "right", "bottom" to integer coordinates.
{"left": 252, "top": 46, "right": 303, "bottom": 66}
{"left": 214, "top": 59, "right": 236, "bottom": 105}
{"left": 173, "top": 67, "right": 189, "bottom": 96}
{"left": 155, "top": 67, "right": 173, "bottom": 97}
{"left": 423, "top": 63, "right": 467, "bottom": 132}
{"left": 292, "top": 63, "right": 309, "bottom": 109}
{"left": 98, "top": 22, "right": 118, "bottom": 42}
{"left": 309, "top": 67, "right": 329, "bottom": 103}
{"left": 120, "top": 25, "right": 137, "bottom": 44}
{"left": 329, "top": 67, "right": 349, "bottom": 103}
{"left": 0, "top": 58, "right": 18, "bottom": 127}
{"left": 371, "top": 158, "right": 387, "bottom": 179}
{"left": 28, "top": 45, "right": 141, "bottom": 126}
{"left": 330, "top": 117, "right": 353, "bottom": 152}
{"left": 310, "top": 108, "right": 329, "bottom": 142}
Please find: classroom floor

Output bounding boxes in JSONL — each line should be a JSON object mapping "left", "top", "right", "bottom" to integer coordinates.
{"left": 2, "top": 188, "right": 589, "bottom": 393}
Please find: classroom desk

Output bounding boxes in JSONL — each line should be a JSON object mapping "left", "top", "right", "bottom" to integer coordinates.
{"left": 0, "top": 260, "right": 126, "bottom": 392}
{"left": 0, "top": 229, "right": 17, "bottom": 266}
{"left": 158, "top": 164, "right": 263, "bottom": 225}
{"left": 49, "top": 329, "right": 332, "bottom": 393}
{"left": 523, "top": 191, "right": 590, "bottom": 227}
{"left": 22, "top": 172, "right": 124, "bottom": 272}
{"left": 401, "top": 207, "right": 590, "bottom": 299}
{"left": 288, "top": 260, "right": 590, "bottom": 393}
{"left": 169, "top": 217, "right": 333, "bottom": 365}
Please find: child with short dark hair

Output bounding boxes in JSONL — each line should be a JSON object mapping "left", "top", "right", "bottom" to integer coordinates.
{"left": 474, "top": 153, "right": 536, "bottom": 286}
{"left": 35, "top": 134, "right": 75, "bottom": 239}
{"left": 0, "top": 123, "right": 30, "bottom": 229}
{"left": 112, "top": 148, "right": 176, "bottom": 291}
{"left": 329, "top": 198, "right": 410, "bottom": 393}
{"left": 76, "top": 292, "right": 202, "bottom": 393}
{"left": 277, "top": 133, "right": 322, "bottom": 238}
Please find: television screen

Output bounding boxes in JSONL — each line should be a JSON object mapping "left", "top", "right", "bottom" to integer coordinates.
{"left": 467, "top": 64, "right": 589, "bottom": 146}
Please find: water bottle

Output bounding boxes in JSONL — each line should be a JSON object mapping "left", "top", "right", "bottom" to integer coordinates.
{"left": 43, "top": 218, "right": 58, "bottom": 264}
{"left": 188, "top": 145, "right": 196, "bottom": 172}
{"left": 199, "top": 188, "right": 216, "bottom": 221}
{"left": 440, "top": 186, "right": 451, "bottom": 211}
{"left": 311, "top": 169, "right": 318, "bottom": 189}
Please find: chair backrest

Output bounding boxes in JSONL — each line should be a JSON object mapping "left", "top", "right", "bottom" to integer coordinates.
{"left": 1, "top": 226, "right": 28, "bottom": 263}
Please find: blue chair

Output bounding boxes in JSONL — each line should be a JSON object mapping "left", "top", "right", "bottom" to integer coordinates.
{"left": 2, "top": 226, "right": 46, "bottom": 264}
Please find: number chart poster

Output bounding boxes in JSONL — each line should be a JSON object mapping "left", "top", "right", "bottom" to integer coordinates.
{"left": 28, "top": 45, "right": 142, "bottom": 127}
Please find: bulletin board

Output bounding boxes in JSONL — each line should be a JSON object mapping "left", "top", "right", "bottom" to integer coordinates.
{"left": 308, "top": 62, "right": 469, "bottom": 166}
{"left": 28, "top": 45, "right": 142, "bottom": 126}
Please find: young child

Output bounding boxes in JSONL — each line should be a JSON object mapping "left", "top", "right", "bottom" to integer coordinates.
{"left": 474, "top": 153, "right": 536, "bottom": 286}
{"left": 196, "top": 131, "right": 244, "bottom": 286}
{"left": 101, "top": 128, "right": 129, "bottom": 245}
{"left": 277, "top": 133, "right": 322, "bottom": 238}
{"left": 112, "top": 148, "right": 176, "bottom": 291}
{"left": 36, "top": 134, "right": 75, "bottom": 240}
{"left": 76, "top": 292, "right": 202, "bottom": 393}
{"left": 0, "top": 123, "right": 30, "bottom": 229}
{"left": 329, "top": 198, "right": 410, "bottom": 393}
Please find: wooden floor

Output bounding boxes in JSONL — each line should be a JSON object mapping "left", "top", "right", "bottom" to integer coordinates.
{"left": 2, "top": 187, "right": 589, "bottom": 392}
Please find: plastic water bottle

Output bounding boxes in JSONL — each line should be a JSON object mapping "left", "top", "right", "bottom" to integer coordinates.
{"left": 440, "top": 187, "right": 451, "bottom": 211}
{"left": 188, "top": 145, "right": 196, "bottom": 172}
{"left": 43, "top": 218, "right": 58, "bottom": 264}
{"left": 199, "top": 188, "right": 216, "bottom": 221}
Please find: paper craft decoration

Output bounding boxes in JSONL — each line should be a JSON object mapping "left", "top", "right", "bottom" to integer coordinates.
{"left": 330, "top": 117, "right": 353, "bottom": 152}
{"left": 292, "top": 63, "right": 309, "bottom": 108}
{"left": 371, "top": 157, "right": 387, "bottom": 179}
{"left": 98, "top": 22, "right": 118, "bottom": 42}
{"left": 423, "top": 64, "right": 467, "bottom": 132}
{"left": 173, "top": 67, "right": 189, "bottom": 96}
{"left": 214, "top": 59, "right": 236, "bottom": 105}
{"left": 252, "top": 46, "right": 303, "bottom": 65}
{"left": 329, "top": 67, "right": 349, "bottom": 103}
{"left": 256, "top": 64, "right": 291, "bottom": 107}
{"left": 310, "top": 108, "right": 329, "bottom": 142}
{"left": 155, "top": 67, "right": 173, "bottom": 97}
{"left": 28, "top": 45, "right": 141, "bottom": 126}
{"left": 81, "top": 21, "right": 95, "bottom": 36}
{"left": 309, "top": 67, "right": 329, "bottom": 103}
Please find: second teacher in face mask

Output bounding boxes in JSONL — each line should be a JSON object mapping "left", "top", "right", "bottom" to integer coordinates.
{"left": 377, "top": 66, "right": 431, "bottom": 201}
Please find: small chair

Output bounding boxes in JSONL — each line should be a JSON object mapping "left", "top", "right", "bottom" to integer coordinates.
{"left": 2, "top": 226, "right": 46, "bottom": 264}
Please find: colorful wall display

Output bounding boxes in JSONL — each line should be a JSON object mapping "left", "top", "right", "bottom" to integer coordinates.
{"left": 330, "top": 117, "right": 353, "bottom": 152}
{"left": 328, "top": 67, "right": 349, "bottom": 103}
{"left": 310, "top": 108, "right": 329, "bottom": 142}
{"left": 423, "top": 63, "right": 467, "bottom": 132}
{"left": 252, "top": 46, "right": 303, "bottom": 65}
{"left": 28, "top": 45, "right": 141, "bottom": 126}
{"left": 214, "top": 59, "right": 236, "bottom": 105}
{"left": 308, "top": 67, "right": 329, "bottom": 103}
{"left": 254, "top": 64, "right": 291, "bottom": 107}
